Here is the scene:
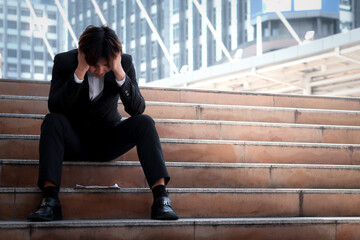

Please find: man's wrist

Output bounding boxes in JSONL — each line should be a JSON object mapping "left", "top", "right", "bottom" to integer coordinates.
{"left": 74, "top": 73, "right": 84, "bottom": 83}
{"left": 114, "top": 69, "right": 126, "bottom": 81}
{"left": 75, "top": 68, "right": 87, "bottom": 80}
{"left": 116, "top": 75, "right": 126, "bottom": 87}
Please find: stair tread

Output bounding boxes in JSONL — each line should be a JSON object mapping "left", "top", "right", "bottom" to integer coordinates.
{"left": 3, "top": 187, "right": 360, "bottom": 194}
{"left": 2, "top": 134, "right": 359, "bottom": 147}
{"left": 2, "top": 94, "right": 360, "bottom": 113}
{"left": 2, "top": 217, "right": 360, "bottom": 228}
{"left": 2, "top": 112, "right": 360, "bottom": 129}
{"left": 2, "top": 78, "right": 360, "bottom": 101}
{"left": 4, "top": 159, "right": 360, "bottom": 169}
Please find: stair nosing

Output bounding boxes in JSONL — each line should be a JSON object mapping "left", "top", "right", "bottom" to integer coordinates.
{"left": 3, "top": 159, "right": 360, "bottom": 170}
{"left": 1, "top": 134, "right": 360, "bottom": 148}
{"left": 1, "top": 94, "right": 360, "bottom": 113}
{"left": 2, "top": 78, "right": 360, "bottom": 101}
{"left": 3, "top": 187, "right": 360, "bottom": 194}
{"left": 0, "top": 95, "right": 48, "bottom": 101}
{"left": 1, "top": 113, "right": 360, "bottom": 130}
{"left": 2, "top": 217, "right": 360, "bottom": 228}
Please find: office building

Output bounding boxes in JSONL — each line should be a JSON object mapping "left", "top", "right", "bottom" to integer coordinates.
{"left": 0, "top": 0, "right": 66, "bottom": 81}
{"left": 1, "top": 0, "right": 360, "bottom": 83}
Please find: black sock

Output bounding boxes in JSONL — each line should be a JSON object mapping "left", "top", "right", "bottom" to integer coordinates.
{"left": 44, "top": 186, "right": 59, "bottom": 201}
{"left": 152, "top": 185, "right": 168, "bottom": 200}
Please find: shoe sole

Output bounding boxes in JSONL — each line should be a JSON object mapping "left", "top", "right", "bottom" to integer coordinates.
{"left": 27, "top": 205, "right": 63, "bottom": 222}
{"left": 151, "top": 212, "right": 179, "bottom": 220}
{"left": 27, "top": 215, "right": 62, "bottom": 221}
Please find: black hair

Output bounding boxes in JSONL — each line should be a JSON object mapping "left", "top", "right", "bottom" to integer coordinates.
{"left": 78, "top": 25, "right": 122, "bottom": 66}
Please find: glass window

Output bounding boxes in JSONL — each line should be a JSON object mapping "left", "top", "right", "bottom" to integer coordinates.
{"left": 49, "top": 39, "right": 57, "bottom": 48}
{"left": 21, "top": 65, "right": 30, "bottom": 72}
{"left": 34, "top": 52, "right": 43, "bottom": 60}
{"left": 7, "top": 7, "right": 17, "bottom": 15}
{"left": 21, "top": 50, "right": 31, "bottom": 59}
{"left": 21, "top": 36, "right": 31, "bottom": 45}
{"left": 340, "top": 0, "right": 351, "bottom": 4}
{"left": 7, "top": 63, "right": 17, "bottom": 72}
{"left": 21, "top": 9, "right": 30, "bottom": 16}
{"left": 34, "top": 38, "right": 43, "bottom": 46}
{"left": 173, "top": 0, "right": 179, "bottom": 14}
{"left": 7, "top": 21, "right": 17, "bottom": 29}
{"left": 48, "top": 11, "right": 56, "bottom": 19}
{"left": 199, "top": 18, "right": 202, "bottom": 35}
{"left": 21, "top": 22, "right": 30, "bottom": 31}
{"left": 35, "top": 9, "right": 43, "bottom": 17}
{"left": 173, "top": 23, "right": 179, "bottom": 43}
{"left": 212, "top": 8, "right": 216, "bottom": 25}
{"left": 7, "top": 49, "right": 17, "bottom": 58}
{"left": 0, "top": 20, "right": 3, "bottom": 28}
{"left": 198, "top": 44, "right": 202, "bottom": 67}
{"left": 141, "top": 19, "right": 146, "bottom": 36}
{"left": 152, "top": 68, "right": 157, "bottom": 81}
{"left": 151, "top": 41, "right": 157, "bottom": 58}
{"left": 141, "top": 45, "right": 146, "bottom": 62}
{"left": 48, "top": 25, "right": 56, "bottom": 33}
{"left": 35, "top": 66, "right": 43, "bottom": 73}
{"left": 173, "top": 53, "right": 179, "bottom": 68}
{"left": 7, "top": 35, "right": 17, "bottom": 43}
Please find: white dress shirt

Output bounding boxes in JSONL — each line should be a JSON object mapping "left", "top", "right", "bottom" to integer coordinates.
{"left": 74, "top": 71, "right": 126, "bottom": 101}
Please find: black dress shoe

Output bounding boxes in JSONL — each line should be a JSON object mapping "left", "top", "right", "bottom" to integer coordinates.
{"left": 27, "top": 197, "right": 62, "bottom": 221}
{"left": 151, "top": 196, "right": 179, "bottom": 220}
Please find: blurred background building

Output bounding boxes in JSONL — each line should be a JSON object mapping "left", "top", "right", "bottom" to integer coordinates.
{"left": 0, "top": 0, "right": 67, "bottom": 81}
{"left": 0, "top": 0, "right": 360, "bottom": 95}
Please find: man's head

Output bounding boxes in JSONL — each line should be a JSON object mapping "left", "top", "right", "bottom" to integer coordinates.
{"left": 78, "top": 25, "right": 122, "bottom": 78}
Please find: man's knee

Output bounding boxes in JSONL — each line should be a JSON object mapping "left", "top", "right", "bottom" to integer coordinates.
{"left": 136, "top": 114, "right": 156, "bottom": 128}
{"left": 42, "top": 113, "right": 70, "bottom": 130}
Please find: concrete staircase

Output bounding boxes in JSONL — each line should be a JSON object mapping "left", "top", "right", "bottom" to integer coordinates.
{"left": 1, "top": 79, "right": 360, "bottom": 239}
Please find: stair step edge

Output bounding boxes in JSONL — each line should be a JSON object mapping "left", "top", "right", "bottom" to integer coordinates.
{"left": 2, "top": 113, "right": 360, "bottom": 129}
{"left": 2, "top": 94, "right": 360, "bottom": 113}
{"left": 3, "top": 187, "right": 360, "bottom": 194}
{"left": 2, "top": 134, "right": 360, "bottom": 147}
{"left": 3, "top": 159, "right": 360, "bottom": 169}
{"left": 2, "top": 217, "right": 360, "bottom": 228}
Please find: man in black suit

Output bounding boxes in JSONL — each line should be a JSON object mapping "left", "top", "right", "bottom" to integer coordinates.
{"left": 28, "top": 25, "right": 179, "bottom": 221}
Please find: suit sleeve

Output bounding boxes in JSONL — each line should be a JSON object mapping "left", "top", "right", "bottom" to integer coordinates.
{"left": 119, "top": 55, "right": 146, "bottom": 116}
{"left": 48, "top": 52, "right": 84, "bottom": 113}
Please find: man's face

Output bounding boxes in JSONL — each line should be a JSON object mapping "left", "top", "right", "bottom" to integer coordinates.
{"left": 88, "top": 58, "right": 111, "bottom": 78}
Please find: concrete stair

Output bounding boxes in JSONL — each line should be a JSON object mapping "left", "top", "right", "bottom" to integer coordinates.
{"left": 1, "top": 79, "right": 360, "bottom": 239}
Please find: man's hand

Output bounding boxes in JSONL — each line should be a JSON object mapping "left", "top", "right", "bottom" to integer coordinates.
{"left": 75, "top": 51, "right": 89, "bottom": 80}
{"left": 110, "top": 52, "right": 126, "bottom": 81}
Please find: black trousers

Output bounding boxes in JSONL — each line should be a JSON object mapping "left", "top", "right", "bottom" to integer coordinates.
{"left": 38, "top": 113, "right": 170, "bottom": 190}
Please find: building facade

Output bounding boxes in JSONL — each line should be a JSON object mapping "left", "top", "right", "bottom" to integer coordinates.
{"left": 0, "top": 0, "right": 66, "bottom": 81}
{"left": 1, "top": 0, "right": 360, "bottom": 82}
{"left": 67, "top": 0, "right": 248, "bottom": 83}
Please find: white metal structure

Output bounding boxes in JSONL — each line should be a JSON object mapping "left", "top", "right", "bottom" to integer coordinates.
{"left": 192, "top": 0, "right": 233, "bottom": 62}
{"left": 146, "top": 28, "right": 360, "bottom": 97}
{"left": 54, "top": 0, "right": 78, "bottom": 48}
{"left": 25, "top": 0, "right": 55, "bottom": 60}
{"left": 90, "top": 0, "right": 107, "bottom": 25}
{"left": 135, "top": 0, "right": 179, "bottom": 74}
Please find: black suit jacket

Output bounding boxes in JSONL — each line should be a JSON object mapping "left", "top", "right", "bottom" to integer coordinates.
{"left": 48, "top": 49, "right": 145, "bottom": 131}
